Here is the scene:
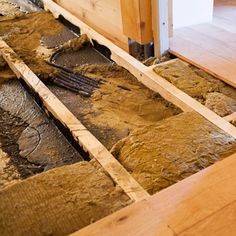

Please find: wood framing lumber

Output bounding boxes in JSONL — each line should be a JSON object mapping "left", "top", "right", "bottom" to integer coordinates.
{"left": 0, "top": 39, "right": 149, "bottom": 202}
{"left": 151, "top": 0, "right": 170, "bottom": 57}
{"left": 120, "top": 0, "right": 152, "bottom": 44}
{"left": 54, "top": 0, "right": 129, "bottom": 51}
{"left": 71, "top": 152, "right": 236, "bottom": 236}
{"left": 41, "top": 0, "right": 236, "bottom": 139}
{"left": 224, "top": 112, "right": 236, "bottom": 122}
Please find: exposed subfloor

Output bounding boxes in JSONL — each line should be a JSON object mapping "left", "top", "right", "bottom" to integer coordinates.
{"left": 0, "top": 4, "right": 180, "bottom": 150}
{"left": 0, "top": 79, "right": 83, "bottom": 189}
{"left": 0, "top": 10, "right": 181, "bottom": 149}
{"left": 0, "top": 4, "right": 132, "bottom": 235}
{"left": 1, "top": 1, "right": 236, "bottom": 194}
{"left": 48, "top": 63, "right": 181, "bottom": 150}
{"left": 1, "top": 1, "right": 236, "bottom": 235}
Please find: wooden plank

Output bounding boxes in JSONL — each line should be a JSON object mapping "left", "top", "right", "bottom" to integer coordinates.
{"left": 174, "top": 27, "right": 236, "bottom": 63}
{"left": 0, "top": 39, "right": 149, "bottom": 202}
{"left": 224, "top": 112, "right": 236, "bottom": 122}
{"left": 212, "top": 17, "right": 236, "bottom": 34}
{"left": 120, "top": 0, "right": 152, "bottom": 44}
{"left": 168, "top": 1, "right": 236, "bottom": 87}
{"left": 169, "top": 35, "right": 236, "bottom": 88}
{"left": 54, "top": 0, "right": 129, "bottom": 51}
{"left": 72, "top": 152, "right": 236, "bottom": 236}
{"left": 151, "top": 0, "right": 170, "bottom": 57}
{"left": 179, "top": 201, "right": 236, "bottom": 236}
{"left": 42, "top": 0, "right": 236, "bottom": 138}
{"left": 214, "top": 0, "right": 236, "bottom": 22}
{"left": 189, "top": 24, "right": 236, "bottom": 46}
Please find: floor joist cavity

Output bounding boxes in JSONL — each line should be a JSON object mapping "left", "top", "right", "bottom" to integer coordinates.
{"left": 1, "top": 1, "right": 236, "bottom": 235}
{"left": 42, "top": 0, "right": 236, "bottom": 139}
{"left": 0, "top": 39, "right": 149, "bottom": 202}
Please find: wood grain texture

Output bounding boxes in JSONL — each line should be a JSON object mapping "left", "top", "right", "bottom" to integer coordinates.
{"left": 120, "top": 0, "right": 152, "bottom": 44}
{"left": 179, "top": 200, "right": 236, "bottom": 236}
{"left": 54, "top": 0, "right": 129, "bottom": 51}
{"left": 170, "top": 0, "right": 236, "bottom": 89}
{"left": 0, "top": 39, "right": 149, "bottom": 202}
{"left": 72, "top": 152, "right": 236, "bottom": 236}
{"left": 213, "top": 0, "right": 236, "bottom": 33}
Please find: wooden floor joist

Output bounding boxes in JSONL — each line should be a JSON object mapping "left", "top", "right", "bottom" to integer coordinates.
{"left": 42, "top": 0, "right": 236, "bottom": 139}
{"left": 0, "top": 39, "right": 149, "bottom": 202}
{"left": 224, "top": 112, "right": 236, "bottom": 122}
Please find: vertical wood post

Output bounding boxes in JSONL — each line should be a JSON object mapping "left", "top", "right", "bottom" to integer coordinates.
{"left": 152, "top": 0, "right": 170, "bottom": 57}
{"left": 120, "top": 0, "right": 153, "bottom": 44}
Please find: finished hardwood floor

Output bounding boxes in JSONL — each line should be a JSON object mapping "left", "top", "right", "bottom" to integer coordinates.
{"left": 170, "top": 0, "right": 236, "bottom": 88}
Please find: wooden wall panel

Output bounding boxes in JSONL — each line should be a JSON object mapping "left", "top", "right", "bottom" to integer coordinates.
{"left": 54, "top": 0, "right": 129, "bottom": 51}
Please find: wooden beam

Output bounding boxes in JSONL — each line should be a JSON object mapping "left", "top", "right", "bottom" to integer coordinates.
{"left": 0, "top": 39, "right": 149, "bottom": 202}
{"left": 42, "top": 0, "right": 236, "bottom": 139}
{"left": 120, "top": 0, "right": 152, "bottom": 44}
{"left": 151, "top": 0, "right": 170, "bottom": 57}
{"left": 71, "top": 152, "right": 236, "bottom": 236}
{"left": 224, "top": 112, "right": 236, "bottom": 122}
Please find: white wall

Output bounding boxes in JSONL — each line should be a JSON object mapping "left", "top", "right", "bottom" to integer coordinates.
{"left": 173, "top": 0, "right": 214, "bottom": 29}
